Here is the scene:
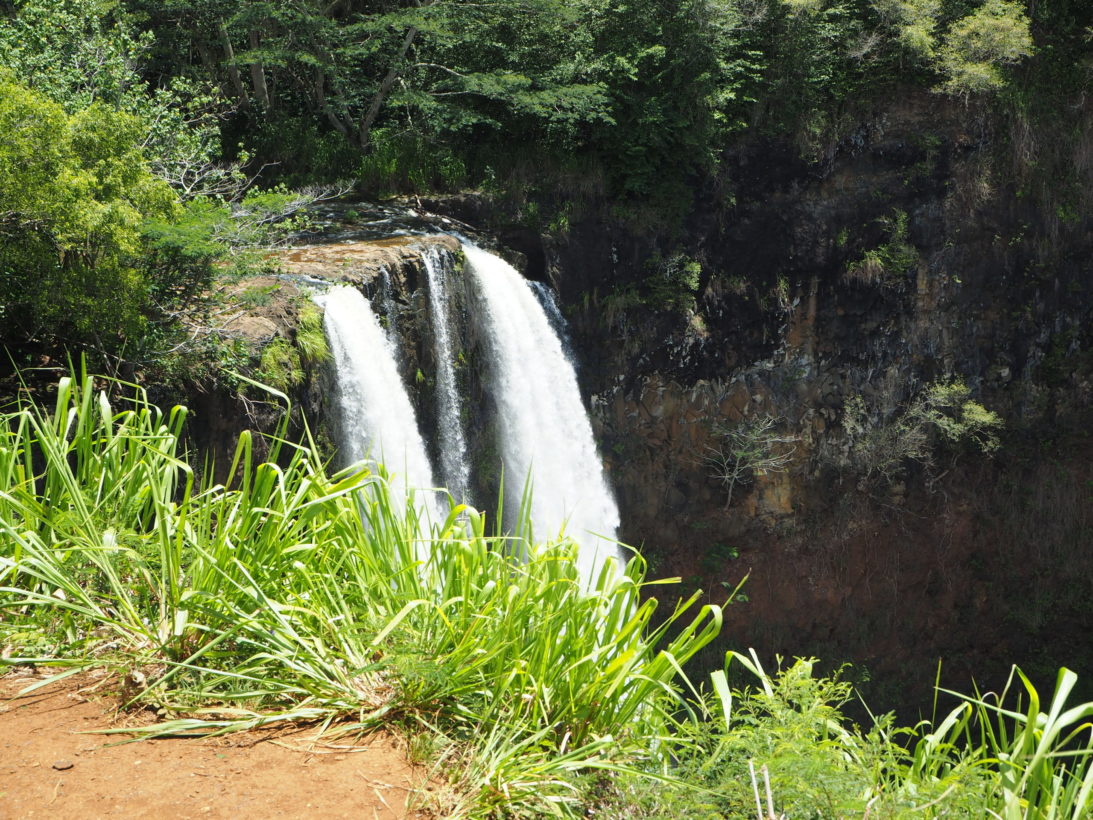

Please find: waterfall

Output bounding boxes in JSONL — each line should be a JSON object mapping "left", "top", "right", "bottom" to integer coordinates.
{"left": 378, "top": 268, "right": 400, "bottom": 349}
{"left": 529, "top": 280, "right": 575, "bottom": 363}
{"left": 462, "top": 242, "right": 624, "bottom": 584}
{"left": 315, "top": 284, "right": 439, "bottom": 542}
{"left": 422, "top": 246, "right": 470, "bottom": 503}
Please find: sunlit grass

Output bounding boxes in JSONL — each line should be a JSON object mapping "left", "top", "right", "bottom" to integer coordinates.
{"left": 607, "top": 651, "right": 1093, "bottom": 819}
{"left": 3, "top": 371, "right": 1093, "bottom": 818}
{"left": 0, "top": 370, "right": 720, "bottom": 816}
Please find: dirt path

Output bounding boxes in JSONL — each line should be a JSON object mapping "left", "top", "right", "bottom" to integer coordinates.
{"left": 0, "top": 669, "right": 431, "bottom": 819}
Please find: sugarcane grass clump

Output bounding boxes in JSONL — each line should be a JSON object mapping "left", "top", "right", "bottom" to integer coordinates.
{"left": 0, "top": 371, "right": 720, "bottom": 816}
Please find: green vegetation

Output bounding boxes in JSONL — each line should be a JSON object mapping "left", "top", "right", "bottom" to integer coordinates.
{"left": 0, "top": 77, "right": 176, "bottom": 347}
{"left": 295, "top": 302, "right": 331, "bottom": 367}
{"left": 643, "top": 253, "right": 704, "bottom": 313}
{"left": 0, "top": 0, "right": 1086, "bottom": 359}
{"left": 937, "top": 0, "right": 1033, "bottom": 98}
{"left": 2, "top": 373, "right": 1092, "bottom": 817}
{"left": 606, "top": 652, "right": 1093, "bottom": 818}
{"left": 0, "top": 372, "right": 721, "bottom": 815}
{"left": 249, "top": 297, "right": 330, "bottom": 391}
{"left": 1, "top": 0, "right": 1063, "bottom": 212}
{"left": 598, "top": 252, "right": 704, "bottom": 321}
{"left": 842, "top": 378, "right": 1004, "bottom": 487}
{"left": 255, "top": 337, "right": 305, "bottom": 391}
{"left": 0, "top": 70, "right": 332, "bottom": 373}
{"left": 846, "top": 210, "right": 920, "bottom": 285}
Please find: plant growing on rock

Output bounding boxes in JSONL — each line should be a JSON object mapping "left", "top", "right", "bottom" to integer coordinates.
{"left": 842, "top": 378, "right": 1003, "bottom": 487}
{"left": 294, "top": 303, "right": 330, "bottom": 367}
{"left": 846, "top": 209, "right": 920, "bottom": 285}
{"left": 644, "top": 252, "right": 703, "bottom": 313}
{"left": 705, "top": 415, "right": 800, "bottom": 508}
{"left": 255, "top": 337, "right": 304, "bottom": 391}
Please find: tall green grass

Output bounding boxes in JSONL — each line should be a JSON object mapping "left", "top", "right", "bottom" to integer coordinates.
{"left": 602, "top": 652, "right": 1093, "bottom": 818}
{"left": 4, "top": 372, "right": 1093, "bottom": 818}
{"left": 0, "top": 371, "right": 720, "bottom": 816}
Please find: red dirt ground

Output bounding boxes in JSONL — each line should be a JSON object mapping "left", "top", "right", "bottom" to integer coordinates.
{"left": 0, "top": 668, "right": 433, "bottom": 819}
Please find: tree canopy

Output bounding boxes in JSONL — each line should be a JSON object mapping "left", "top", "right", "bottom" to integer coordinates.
{"left": 1, "top": 0, "right": 1087, "bottom": 357}
{"left": 0, "top": 76, "right": 177, "bottom": 347}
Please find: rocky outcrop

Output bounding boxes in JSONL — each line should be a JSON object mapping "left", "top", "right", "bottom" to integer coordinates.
{"left": 182, "top": 234, "right": 463, "bottom": 481}
{"left": 278, "top": 235, "right": 461, "bottom": 289}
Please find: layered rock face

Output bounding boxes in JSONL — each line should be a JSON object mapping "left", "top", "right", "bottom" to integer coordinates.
{"left": 182, "top": 234, "right": 466, "bottom": 486}
{"left": 533, "top": 93, "right": 1093, "bottom": 710}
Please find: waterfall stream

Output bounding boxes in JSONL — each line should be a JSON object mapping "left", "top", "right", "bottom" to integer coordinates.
{"left": 315, "top": 238, "right": 624, "bottom": 586}
{"left": 378, "top": 268, "right": 401, "bottom": 350}
{"left": 462, "top": 242, "right": 624, "bottom": 583}
{"left": 529, "top": 280, "right": 575, "bottom": 364}
{"left": 423, "top": 246, "right": 470, "bottom": 503}
{"left": 315, "top": 284, "right": 439, "bottom": 544}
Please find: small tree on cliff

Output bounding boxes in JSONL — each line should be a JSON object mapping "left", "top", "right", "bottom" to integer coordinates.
{"left": 706, "top": 414, "right": 800, "bottom": 508}
{"left": 842, "top": 379, "right": 1003, "bottom": 488}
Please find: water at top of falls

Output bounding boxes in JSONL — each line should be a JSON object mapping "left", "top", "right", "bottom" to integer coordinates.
{"left": 315, "top": 284, "right": 439, "bottom": 543}
{"left": 461, "top": 241, "right": 625, "bottom": 585}
{"left": 422, "top": 246, "right": 470, "bottom": 503}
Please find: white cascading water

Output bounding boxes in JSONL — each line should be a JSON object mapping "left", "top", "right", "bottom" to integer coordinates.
{"left": 529, "top": 280, "right": 575, "bottom": 363}
{"left": 378, "top": 268, "right": 401, "bottom": 349}
{"left": 422, "top": 246, "right": 470, "bottom": 503}
{"left": 315, "top": 284, "right": 439, "bottom": 548}
{"left": 462, "top": 241, "right": 624, "bottom": 584}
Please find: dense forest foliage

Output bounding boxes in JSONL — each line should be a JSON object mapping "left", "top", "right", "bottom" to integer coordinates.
{"left": 2, "top": 0, "right": 1090, "bottom": 367}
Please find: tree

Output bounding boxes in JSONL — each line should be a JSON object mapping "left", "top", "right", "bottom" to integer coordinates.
{"left": 0, "top": 78, "right": 177, "bottom": 349}
{"left": 1, "top": 0, "right": 243, "bottom": 201}
{"left": 0, "top": 0, "right": 152, "bottom": 111}
{"left": 705, "top": 415, "right": 800, "bottom": 507}
{"left": 938, "top": 0, "right": 1032, "bottom": 98}
{"left": 872, "top": 0, "right": 942, "bottom": 58}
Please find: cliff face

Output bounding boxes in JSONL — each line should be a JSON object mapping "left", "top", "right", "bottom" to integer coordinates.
{"left": 533, "top": 92, "right": 1093, "bottom": 708}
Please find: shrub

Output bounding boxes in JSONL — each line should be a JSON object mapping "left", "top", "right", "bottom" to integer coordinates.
{"left": 846, "top": 209, "right": 919, "bottom": 285}
{"left": 842, "top": 378, "right": 1003, "bottom": 486}
{"left": 600, "top": 651, "right": 1093, "bottom": 818}
{"left": 255, "top": 337, "right": 304, "bottom": 391}
{"left": 644, "top": 252, "right": 703, "bottom": 313}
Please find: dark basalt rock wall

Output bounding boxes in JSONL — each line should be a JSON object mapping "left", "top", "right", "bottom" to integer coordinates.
{"left": 506, "top": 92, "right": 1093, "bottom": 711}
